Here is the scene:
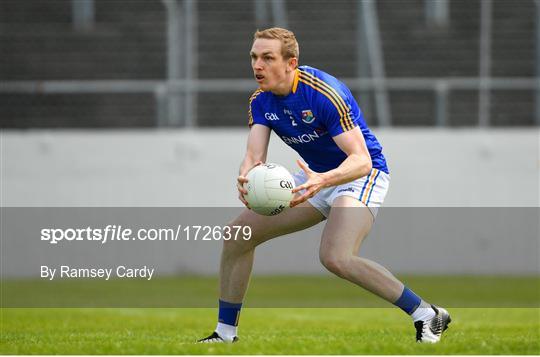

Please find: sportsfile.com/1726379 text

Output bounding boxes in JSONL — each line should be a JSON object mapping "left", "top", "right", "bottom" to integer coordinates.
{"left": 40, "top": 225, "right": 252, "bottom": 245}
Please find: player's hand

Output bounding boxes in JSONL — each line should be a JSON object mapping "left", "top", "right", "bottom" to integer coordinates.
{"left": 290, "top": 160, "right": 327, "bottom": 207}
{"left": 237, "top": 161, "right": 263, "bottom": 207}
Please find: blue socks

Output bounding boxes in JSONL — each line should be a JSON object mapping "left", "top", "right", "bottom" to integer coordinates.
{"left": 218, "top": 289, "right": 425, "bottom": 331}
{"left": 218, "top": 299, "right": 242, "bottom": 326}
{"left": 394, "top": 286, "right": 422, "bottom": 314}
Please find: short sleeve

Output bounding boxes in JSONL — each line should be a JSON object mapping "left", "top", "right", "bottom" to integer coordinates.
{"left": 248, "top": 90, "right": 270, "bottom": 128}
{"left": 312, "top": 86, "right": 357, "bottom": 137}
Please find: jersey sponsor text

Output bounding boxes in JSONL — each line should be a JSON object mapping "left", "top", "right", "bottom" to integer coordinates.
{"left": 280, "top": 130, "right": 322, "bottom": 145}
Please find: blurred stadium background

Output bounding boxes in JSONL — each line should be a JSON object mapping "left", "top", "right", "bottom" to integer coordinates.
{"left": 0, "top": 0, "right": 538, "bottom": 127}
{"left": 1, "top": 0, "right": 539, "bottom": 277}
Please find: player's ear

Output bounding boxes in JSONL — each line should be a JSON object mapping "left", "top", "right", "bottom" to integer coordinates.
{"left": 288, "top": 57, "right": 298, "bottom": 71}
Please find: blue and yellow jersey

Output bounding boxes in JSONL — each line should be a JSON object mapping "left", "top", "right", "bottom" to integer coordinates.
{"left": 248, "top": 65, "right": 388, "bottom": 174}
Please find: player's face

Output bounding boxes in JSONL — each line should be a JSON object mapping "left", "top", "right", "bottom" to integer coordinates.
{"left": 250, "top": 39, "right": 296, "bottom": 95}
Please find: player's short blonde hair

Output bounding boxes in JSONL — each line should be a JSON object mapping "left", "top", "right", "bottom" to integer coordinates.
{"left": 253, "top": 27, "right": 299, "bottom": 65}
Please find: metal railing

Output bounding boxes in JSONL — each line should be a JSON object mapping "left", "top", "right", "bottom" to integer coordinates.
{"left": 2, "top": 77, "right": 537, "bottom": 126}
{"left": 358, "top": 0, "right": 392, "bottom": 126}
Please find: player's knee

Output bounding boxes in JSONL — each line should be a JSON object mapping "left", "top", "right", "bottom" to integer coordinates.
{"left": 222, "top": 232, "right": 251, "bottom": 255}
{"left": 319, "top": 252, "right": 350, "bottom": 279}
{"left": 221, "top": 221, "right": 257, "bottom": 254}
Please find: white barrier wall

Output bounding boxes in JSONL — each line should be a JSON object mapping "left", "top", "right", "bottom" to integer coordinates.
{"left": 2, "top": 129, "right": 539, "bottom": 275}
{"left": 2, "top": 128, "right": 538, "bottom": 207}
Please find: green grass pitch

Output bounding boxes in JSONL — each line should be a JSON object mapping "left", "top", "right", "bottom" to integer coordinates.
{"left": 1, "top": 276, "right": 539, "bottom": 354}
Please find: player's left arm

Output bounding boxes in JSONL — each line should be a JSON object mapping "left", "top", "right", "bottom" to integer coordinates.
{"left": 290, "top": 127, "right": 372, "bottom": 207}
{"left": 324, "top": 126, "right": 373, "bottom": 184}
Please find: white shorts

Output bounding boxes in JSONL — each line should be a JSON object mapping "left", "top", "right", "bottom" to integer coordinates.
{"left": 293, "top": 168, "right": 390, "bottom": 218}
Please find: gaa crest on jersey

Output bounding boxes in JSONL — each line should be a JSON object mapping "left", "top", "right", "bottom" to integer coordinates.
{"left": 301, "top": 109, "right": 315, "bottom": 124}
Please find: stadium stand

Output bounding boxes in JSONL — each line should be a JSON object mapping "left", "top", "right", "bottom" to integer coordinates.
{"left": 0, "top": 0, "right": 165, "bottom": 127}
{"left": 0, "top": 0, "right": 536, "bottom": 127}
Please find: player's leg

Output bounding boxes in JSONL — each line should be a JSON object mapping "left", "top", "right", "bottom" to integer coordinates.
{"left": 198, "top": 201, "right": 325, "bottom": 343}
{"left": 220, "top": 201, "right": 324, "bottom": 303}
{"left": 319, "top": 196, "right": 450, "bottom": 343}
{"left": 319, "top": 196, "right": 403, "bottom": 301}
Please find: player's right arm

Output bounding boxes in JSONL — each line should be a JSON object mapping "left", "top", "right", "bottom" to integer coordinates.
{"left": 237, "top": 124, "right": 271, "bottom": 206}
{"left": 237, "top": 90, "right": 272, "bottom": 206}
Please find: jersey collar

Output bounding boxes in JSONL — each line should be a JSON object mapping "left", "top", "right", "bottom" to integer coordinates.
{"left": 291, "top": 68, "right": 300, "bottom": 94}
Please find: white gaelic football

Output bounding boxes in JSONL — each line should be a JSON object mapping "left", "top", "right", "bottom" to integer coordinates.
{"left": 244, "top": 163, "right": 295, "bottom": 216}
